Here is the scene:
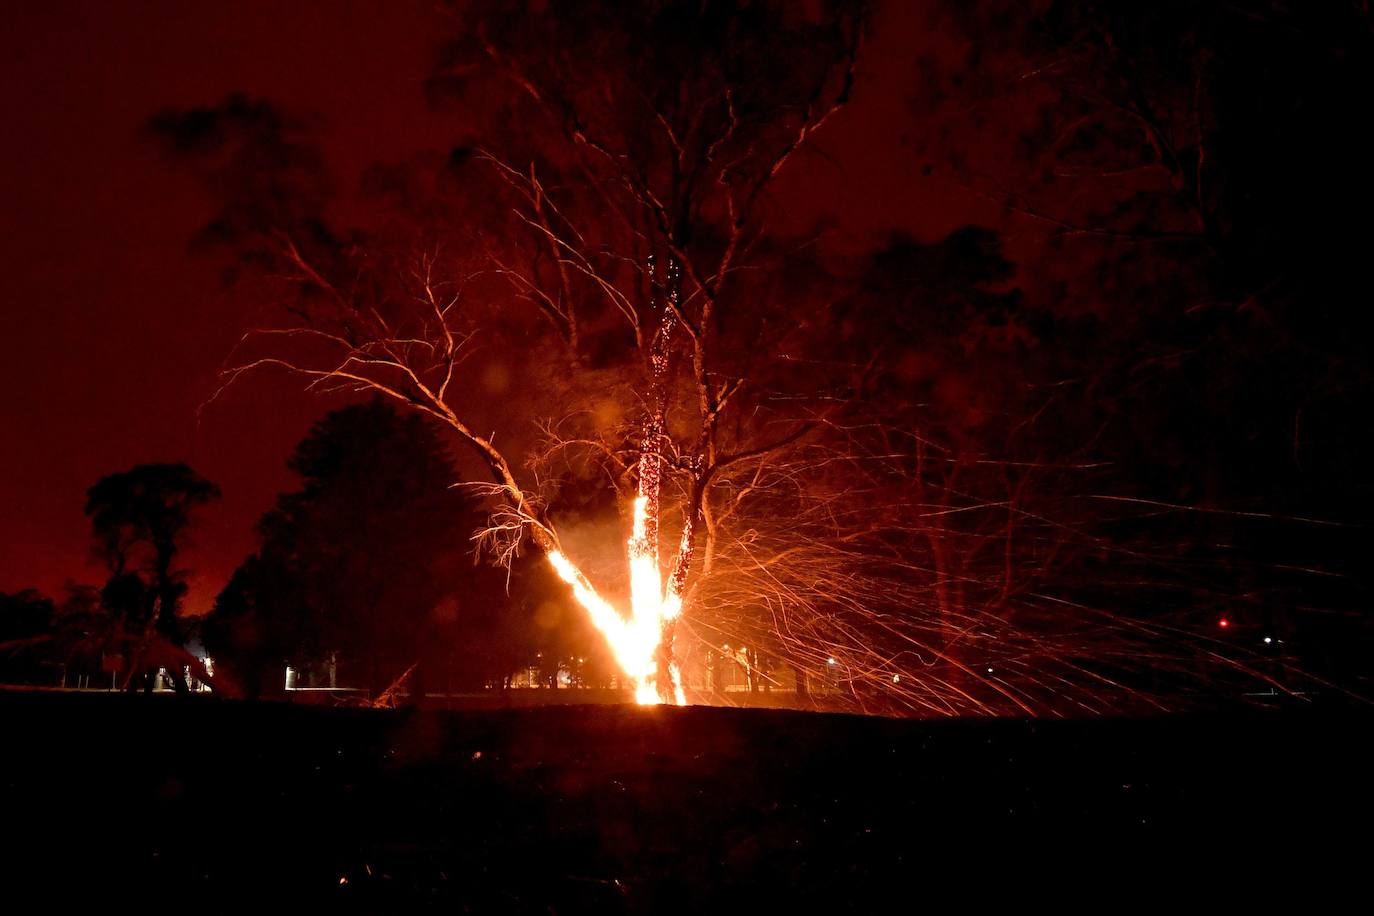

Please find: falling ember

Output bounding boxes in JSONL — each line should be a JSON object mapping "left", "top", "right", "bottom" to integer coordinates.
{"left": 545, "top": 496, "right": 686, "bottom": 705}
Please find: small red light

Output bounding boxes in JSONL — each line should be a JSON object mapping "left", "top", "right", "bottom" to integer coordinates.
{"left": 1218, "top": 618, "right": 1230, "bottom": 629}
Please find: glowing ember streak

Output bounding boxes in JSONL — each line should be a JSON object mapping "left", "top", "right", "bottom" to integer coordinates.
{"left": 545, "top": 496, "right": 686, "bottom": 705}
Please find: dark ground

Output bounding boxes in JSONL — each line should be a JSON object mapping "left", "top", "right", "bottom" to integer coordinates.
{"left": 1, "top": 691, "right": 1369, "bottom": 911}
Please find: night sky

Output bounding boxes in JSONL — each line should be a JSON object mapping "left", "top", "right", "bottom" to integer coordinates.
{"left": 0, "top": 1, "right": 991, "bottom": 609}
{"left": 0, "top": 1, "right": 443, "bottom": 605}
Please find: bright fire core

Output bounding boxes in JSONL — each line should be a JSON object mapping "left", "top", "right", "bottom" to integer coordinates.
{"left": 546, "top": 497, "right": 685, "bottom": 705}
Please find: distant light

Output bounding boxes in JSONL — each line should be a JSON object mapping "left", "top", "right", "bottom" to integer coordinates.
{"left": 987, "top": 667, "right": 994, "bottom": 674}
{"left": 1218, "top": 618, "right": 1230, "bottom": 629}
{"left": 1263, "top": 637, "right": 1272, "bottom": 644}
{"left": 827, "top": 657, "right": 837, "bottom": 666}
{"left": 892, "top": 674, "right": 900, "bottom": 683}
{"left": 722, "top": 644, "right": 729, "bottom": 650}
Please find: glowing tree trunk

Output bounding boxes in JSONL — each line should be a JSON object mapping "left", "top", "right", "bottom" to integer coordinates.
{"left": 545, "top": 257, "right": 694, "bottom": 704}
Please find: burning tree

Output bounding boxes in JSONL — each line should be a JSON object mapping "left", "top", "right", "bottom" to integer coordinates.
{"left": 151, "top": 0, "right": 1329, "bottom": 712}
{"left": 152, "top": 0, "right": 871, "bottom": 705}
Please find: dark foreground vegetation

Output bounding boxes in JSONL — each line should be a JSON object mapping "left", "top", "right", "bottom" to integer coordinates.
{"left": 2, "top": 691, "right": 1369, "bottom": 909}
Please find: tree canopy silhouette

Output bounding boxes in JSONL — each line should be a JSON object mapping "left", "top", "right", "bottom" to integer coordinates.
{"left": 205, "top": 399, "right": 600, "bottom": 700}
{"left": 84, "top": 462, "right": 220, "bottom": 692}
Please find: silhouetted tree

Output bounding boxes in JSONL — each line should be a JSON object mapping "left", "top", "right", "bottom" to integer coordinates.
{"left": 916, "top": 0, "right": 1374, "bottom": 689}
{"left": 0, "top": 590, "right": 57, "bottom": 684}
{"left": 85, "top": 463, "right": 220, "bottom": 692}
{"left": 202, "top": 555, "right": 302, "bottom": 699}
{"left": 206, "top": 400, "right": 597, "bottom": 701}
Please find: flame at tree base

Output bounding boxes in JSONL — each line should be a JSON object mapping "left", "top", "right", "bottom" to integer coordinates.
{"left": 546, "top": 497, "right": 686, "bottom": 706}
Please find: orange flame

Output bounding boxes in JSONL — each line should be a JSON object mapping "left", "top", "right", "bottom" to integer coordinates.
{"left": 546, "top": 496, "right": 684, "bottom": 705}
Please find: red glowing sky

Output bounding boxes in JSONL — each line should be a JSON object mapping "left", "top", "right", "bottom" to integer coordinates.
{"left": 0, "top": 0, "right": 991, "bottom": 610}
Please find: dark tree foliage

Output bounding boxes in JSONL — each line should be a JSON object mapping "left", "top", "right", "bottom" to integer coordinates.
{"left": 144, "top": 93, "right": 334, "bottom": 282}
{"left": 83, "top": 463, "right": 220, "bottom": 691}
{"left": 205, "top": 400, "right": 602, "bottom": 700}
{"left": 85, "top": 464, "right": 219, "bottom": 628}
{"left": 0, "top": 584, "right": 134, "bottom": 689}
{"left": 918, "top": 0, "right": 1374, "bottom": 504}
{"left": 0, "top": 590, "right": 56, "bottom": 684}
{"left": 203, "top": 555, "right": 305, "bottom": 699}
{"left": 912, "top": 0, "right": 1374, "bottom": 685}
{"left": 429, "top": 0, "right": 865, "bottom": 243}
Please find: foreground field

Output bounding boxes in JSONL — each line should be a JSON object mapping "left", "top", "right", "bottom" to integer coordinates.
{"left": 1, "top": 691, "right": 1368, "bottom": 909}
